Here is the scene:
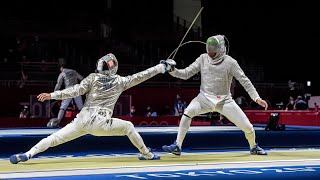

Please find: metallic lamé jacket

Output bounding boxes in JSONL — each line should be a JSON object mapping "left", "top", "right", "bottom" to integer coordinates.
{"left": 169, "top": 54, "right": 260, "bottom": 102}
{"left": 54, "top": 68, "right": 84, "bottom": 91}
{"left": 51, "top": 64, "right": 163, "bottom": 116}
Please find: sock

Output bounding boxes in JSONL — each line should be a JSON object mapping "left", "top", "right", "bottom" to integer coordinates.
{"left": 244, "top": 130, "right": 256, "bottom": 149}
{"left": 176, "top": 115, "right": 192, "bottom": 149}
{"left": 25, "top": 137, "right": 52, "bottom": 158}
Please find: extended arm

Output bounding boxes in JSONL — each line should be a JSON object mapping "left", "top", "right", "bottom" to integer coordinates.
{"left": 169, "top": 57, "right": 201, "bottom": 80}
{"left": 122, "top": 64, "right": 165, "bottom": 90}
{"left": 38, "top": 74, "right": 94, "bottom": 102}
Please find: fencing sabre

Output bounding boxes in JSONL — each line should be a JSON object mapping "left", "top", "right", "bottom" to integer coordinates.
{"left": 169, "top": 7, "right": 204, "bottom": 60}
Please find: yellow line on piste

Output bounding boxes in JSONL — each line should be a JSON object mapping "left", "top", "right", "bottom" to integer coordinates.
{"left": 1, "top": 150, "right": 320, "bottom": 173}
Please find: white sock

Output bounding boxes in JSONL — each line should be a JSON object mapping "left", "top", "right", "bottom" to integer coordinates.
{"left": 176, "top": 115, "right": 192, "bottom": 149}
{"left": 26, "top": 137, "right": 52, "bottom": 158}
{"left": 244, "top": 131, "right": 256, "bottom": 149}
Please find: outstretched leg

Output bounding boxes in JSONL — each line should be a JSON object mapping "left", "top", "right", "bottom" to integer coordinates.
{"left": 10, "top": 122, "right": 86, "bottom": 164}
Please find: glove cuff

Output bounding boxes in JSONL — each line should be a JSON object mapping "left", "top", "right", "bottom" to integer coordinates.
{"left": 159, "top": 64, "right": 166, "bottom": 74}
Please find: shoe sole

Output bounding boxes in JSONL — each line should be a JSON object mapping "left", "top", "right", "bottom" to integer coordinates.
{"left": 250, "top": 152, "right": 268, "bottom": 155}
{"left": 138, "top": 157, "right": 161, "bottom": 160}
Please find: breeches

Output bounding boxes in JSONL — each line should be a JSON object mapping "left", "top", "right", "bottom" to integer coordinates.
{"left": 184, "top": 93, "right": 254, "bottom": 133}
{"left": 44, "top": 108, "right": 135, "bottom": 147}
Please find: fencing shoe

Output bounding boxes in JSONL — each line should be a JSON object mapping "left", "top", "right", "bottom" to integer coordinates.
{"left": 9, "top": 153, "right": 31, "bottom": 164}
{"left": 250, "top": 144, "right": 268, "bottom": 155}
{"left": 162, "top": 142, "right": 181, "bottom": 156}
{"left": 138, "top": 148, "right": 160, "bottom": 160}
{"left": 47, "top": 118, "right": 60, "bottom": 128}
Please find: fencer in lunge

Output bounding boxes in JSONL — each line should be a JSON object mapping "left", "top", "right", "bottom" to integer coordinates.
{"left": 10, "top": 53, "right": 176, "bottom": 164}
{"left": 162, "top": 35, "right": 269, "bottom": 156}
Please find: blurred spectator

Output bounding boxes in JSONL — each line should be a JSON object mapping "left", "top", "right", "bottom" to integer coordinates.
{"left": 304, "top": 93, "right": 311, "bottom": 106}
{"left": 18, "top": 67, "right": 28, "bottom": 88}
{"left": 30, "top": 34, "right": 42, "bottom": 61}
{"left": 19, "top": 105, "right": 30, "bottom": 118}
{"left": 314, "top": 103, "right": 319, "bottom": 112}
{"left": 285, "top": 96, "right": 295, "bottom": 110}
{"left": 21, "top": 55, "right": 28, "bottom": 62}
{"left": 294, "top": 95, "right": 308, "bottom": 110}
{"left": 7, "top": 48, "right": 16, "bottom": 62}
{"left": 129, "top": 105, "right": 136, "bottom": 117}
{"left": 145, "top": 105, "right": 157, "bottom": 117}
{"left": 173, "top": 94, "right": 187, "bottom": 116}
{"left": 100, "top": 19, "right": 112, "bottom": 40}
{"left": 16, "top": 37, "right": 27, "bottom": 60}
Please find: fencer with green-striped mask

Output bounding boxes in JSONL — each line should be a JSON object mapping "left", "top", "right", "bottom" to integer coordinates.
{"left": 206, "top": 35, "right": 226, "bottom": 64}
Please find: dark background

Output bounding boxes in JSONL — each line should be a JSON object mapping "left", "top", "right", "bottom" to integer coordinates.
{"left": 1, "top": 0, "right": 317, "bottom": 85}
{"left": 201, "top": 0, "right": 318, "bottom": 85}
{"left": 0, "top": 0, "right": 318, "bottom": 116}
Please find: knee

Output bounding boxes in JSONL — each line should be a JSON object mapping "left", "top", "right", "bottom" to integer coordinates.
{"left": 243, "top": 124, "right": 254, "bottom": 134}
{"left": 124, "top": 121, "right": 135, "bottom": 135}
{"left": 40, "top": 136, "right": 57, "bottom": 147}
{"left": 183, "top": 109, "right": 196, "bottom": 118}
{"left": 48, "top": 134, "right": 64, "bottom": 147}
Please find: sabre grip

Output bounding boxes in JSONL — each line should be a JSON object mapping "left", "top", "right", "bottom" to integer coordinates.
{"left": 160, "top": 59, "right": 176, "bottom": 73}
